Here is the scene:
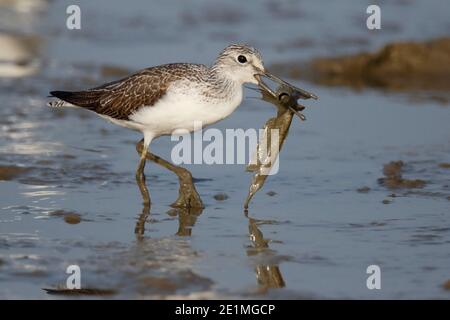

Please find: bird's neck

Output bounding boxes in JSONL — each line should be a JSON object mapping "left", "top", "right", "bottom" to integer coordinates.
{"left": 206, "top": 65, "right": 242, "bottom": 100}
{"left": 210, "top": 63, "right": 232, "bottom": 81}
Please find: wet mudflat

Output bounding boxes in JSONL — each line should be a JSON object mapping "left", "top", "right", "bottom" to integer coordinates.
{"left": 0, "top": 1, "right": 449, "bottom": 299}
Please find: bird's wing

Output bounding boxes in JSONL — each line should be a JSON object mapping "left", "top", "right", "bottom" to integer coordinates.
{"left": 50, "top": 64, "right": 197, "bottom": 120}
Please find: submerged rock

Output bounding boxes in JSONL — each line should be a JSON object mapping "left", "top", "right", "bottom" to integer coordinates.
{"left": 378, "top": 161, "right": 426, "bottom": 189}
{"left": 213, "top": 193, "right": 229, "bottom": 201}
{"left": 49, "top": 210, "right": 82, "bottom": 224}
{"left": 357, "top": 186, "right": 371, "bottom": 193}
{"left": 0, "top": 165, "right": 30, "bottom": 181}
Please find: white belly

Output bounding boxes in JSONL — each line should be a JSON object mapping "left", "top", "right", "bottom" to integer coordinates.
{"left": 129, "top": 84, "right": 243, "bottom": 136}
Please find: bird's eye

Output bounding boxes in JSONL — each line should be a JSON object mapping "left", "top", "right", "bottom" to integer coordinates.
{"left": 237, "top": 55, "right": 247, "bottom": 64}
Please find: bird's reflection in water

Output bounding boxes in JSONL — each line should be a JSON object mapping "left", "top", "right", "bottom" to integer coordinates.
{"left": 167, "top": 207, "right": 203, "bottom": 237}
{"left": 132, "top": 146, "right": 284, "bottom": 290}
{"left": 134, "top": 157, "right": 203, "bottom": 240}
{"left": 134, "top": 171, "right": 151, "bottom": 239}
{"left": 245, "top": 212, "right": 285, "bottom": 289}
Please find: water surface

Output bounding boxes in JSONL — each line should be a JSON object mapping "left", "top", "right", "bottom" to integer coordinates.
{"left": 0, "top": 0, "right": 449, "bottom": 299}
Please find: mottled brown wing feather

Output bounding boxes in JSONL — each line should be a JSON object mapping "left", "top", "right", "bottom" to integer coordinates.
{"left": 50, "top": 64, "right": 192, "bottom": 120}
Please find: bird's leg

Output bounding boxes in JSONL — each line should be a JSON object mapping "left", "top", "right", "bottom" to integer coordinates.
{"left": 135, "top": 139, "right": 151, "bottom": 207}
{"left": 132, "top": 139, "right": 152, "bottom": 239}
{"left": 150, "top": 154, "right": 204, "bottom": 209}
{"left": 136, "top": 140, "right": 203, "bottom": 209}
{"left": 136, "top": 140, "right": 148, "bottom": 182}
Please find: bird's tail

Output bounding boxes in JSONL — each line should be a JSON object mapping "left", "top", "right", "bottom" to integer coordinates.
{"left": 47, "top": 90, "right": 100, "bottom": 109}
{"left": 48, "top": 91, "right": 75, "bottom": 108}
{"left": 47, "top": 99, "right": 74, "bottom": 108}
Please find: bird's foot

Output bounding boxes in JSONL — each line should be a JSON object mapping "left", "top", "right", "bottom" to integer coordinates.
{"left": 169, "top": 167, "right": 203, "bottom": 208}
{"left": 171, "top": 186, "right": 204, "bottom": 209}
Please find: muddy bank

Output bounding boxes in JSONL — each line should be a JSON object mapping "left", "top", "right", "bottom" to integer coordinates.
{"left": 271, "top": 37, "right": 450, "bottom": 102}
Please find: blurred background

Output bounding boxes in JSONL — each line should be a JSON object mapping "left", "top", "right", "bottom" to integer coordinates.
{"left": 0, "top": 0, "right": 449, "bottom": 299}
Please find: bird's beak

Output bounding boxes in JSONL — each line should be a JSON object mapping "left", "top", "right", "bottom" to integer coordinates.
{"left": 254, "top": 70, "right": 318, "bottom": 100}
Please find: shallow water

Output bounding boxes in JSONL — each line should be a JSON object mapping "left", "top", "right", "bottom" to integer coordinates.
{"left": 0, "top": 0, "right": 449, "bottom": 299}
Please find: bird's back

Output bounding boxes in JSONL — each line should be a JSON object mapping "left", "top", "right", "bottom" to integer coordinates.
{"left": 49, "top": 63, "right": 209, "bottom": 121}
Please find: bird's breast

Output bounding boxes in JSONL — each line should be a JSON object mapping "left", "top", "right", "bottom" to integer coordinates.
{"left": 129, "top": 83, "right": 243, "bottom": 136}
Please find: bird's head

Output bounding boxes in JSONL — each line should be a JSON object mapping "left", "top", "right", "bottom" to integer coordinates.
{"left": 214, "top": 44, "right": 319, "bottom": 100}
{"left": 213, "top": 44, "right": 265, "bottom": 85}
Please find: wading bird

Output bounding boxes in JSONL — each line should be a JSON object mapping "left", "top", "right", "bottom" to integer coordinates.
{"left": 48, "top": 44, "right": 317, "bottom": 208}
